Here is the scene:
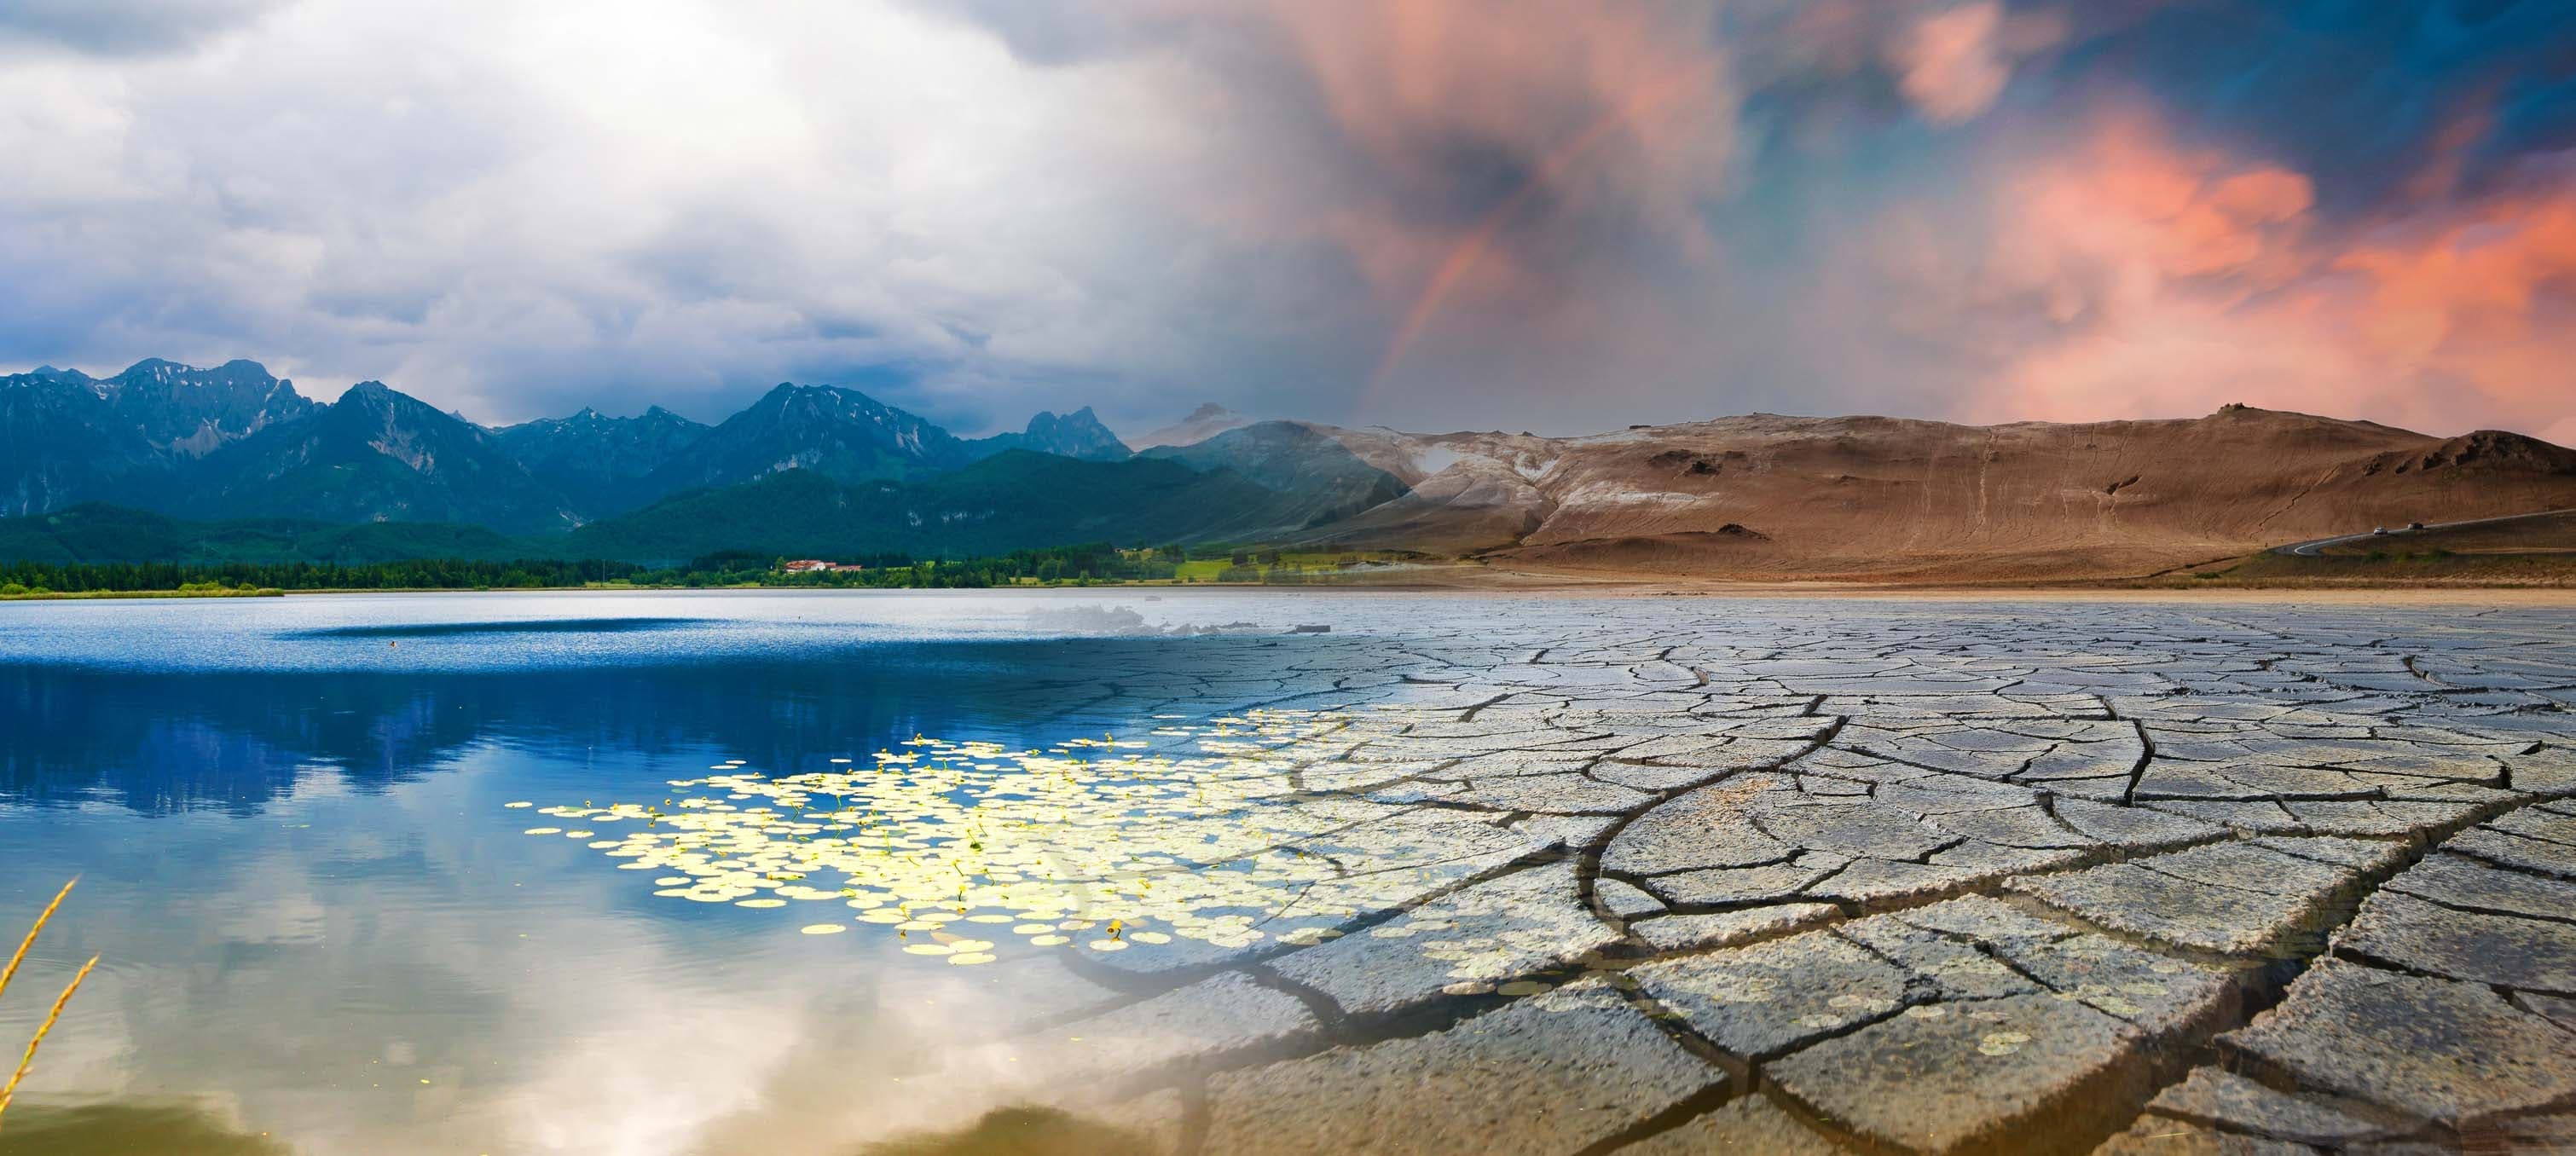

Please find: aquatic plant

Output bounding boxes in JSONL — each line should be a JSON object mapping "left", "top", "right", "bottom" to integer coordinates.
{"left": 522, "top": 708, "right": 1533, "bottom": 966}
{"left": 0, "top": 879, "right": 97, "bottom": 1128}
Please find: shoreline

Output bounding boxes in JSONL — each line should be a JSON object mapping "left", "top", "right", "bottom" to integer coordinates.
{"left": 8, "top": 572, "right": 2576, "bottom": 607}
{"left": 0, "top": 587, "right": 285, "bottom": 602}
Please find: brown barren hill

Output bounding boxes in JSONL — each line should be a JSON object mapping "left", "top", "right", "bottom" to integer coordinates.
{"left": 1274, "top": 406, "right": 2576, "bottom": 581}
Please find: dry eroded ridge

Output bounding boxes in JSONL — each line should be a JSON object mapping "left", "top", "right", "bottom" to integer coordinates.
{"left": 860, "top": 603, "right": 2576, "bottom": 1153}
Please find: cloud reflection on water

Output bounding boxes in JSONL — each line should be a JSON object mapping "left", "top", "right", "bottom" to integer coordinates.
{"left": 1, "top": 593, "right": 1398, "bottom": 1154}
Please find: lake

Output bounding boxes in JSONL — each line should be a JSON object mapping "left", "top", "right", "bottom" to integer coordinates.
{"left": 1, "top": 589, "right": 1495, "bottom": 1154}
{"left": 5, "top": 591, "right": 2573, "bottom": 1155}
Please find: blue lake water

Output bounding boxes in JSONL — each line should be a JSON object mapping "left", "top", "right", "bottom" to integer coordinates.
{"left": 0, "top": 590, "right": 1451, "bottom": 1155}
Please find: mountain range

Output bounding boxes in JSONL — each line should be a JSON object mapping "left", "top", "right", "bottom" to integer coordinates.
{"left": 0, "top": 362, "right": 1144, "bottom": 531}
{"left": 7, "top": 358, "right": 2576, "bottom": 578}
{"left": 3, "top": 360, "right": 315, "bottom": 517}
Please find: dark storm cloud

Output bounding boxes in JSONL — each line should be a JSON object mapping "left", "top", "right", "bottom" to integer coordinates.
{"left": 0, "top": 0, "right": 281, "bottom": 55}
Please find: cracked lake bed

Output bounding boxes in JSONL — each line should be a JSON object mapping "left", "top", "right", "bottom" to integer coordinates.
{"left": 3, "top": 591, "right": 2573, "bottom": 1153}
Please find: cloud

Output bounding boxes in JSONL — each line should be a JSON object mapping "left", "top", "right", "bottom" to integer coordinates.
{"left": 0, "top": 0, "right": 2567, "bottom": 440}
{"left": 1891, "top": 3, "right": 2064, "bottom": 124}
{"left": 1241, "top": 3, "right": 1742, "bottom": 401}
{"left": 0, "top": 1, "right": 1308, "bottom": 429}
{"left": 0, "top": 0, "right": 282, "bottom": 56}
{"left": 1907, "top": 104, "right": 2576, "bottom": 441}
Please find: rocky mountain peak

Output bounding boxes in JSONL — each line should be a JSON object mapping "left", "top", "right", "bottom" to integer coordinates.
{"left": 1128, "top": 401, "right": 1256, "bottom": 450}
{"left": 1019, "top": 406, "right": 1132, "bottom": 461}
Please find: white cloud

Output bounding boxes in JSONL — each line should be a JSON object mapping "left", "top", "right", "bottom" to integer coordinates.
{"left": 0, "top": 0, "right": 1332, "bottom": 430}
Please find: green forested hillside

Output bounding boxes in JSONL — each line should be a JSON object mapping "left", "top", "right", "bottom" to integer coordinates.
{"left": 0, "top": 441, "right": 1407, "bottom": 568}
{"left": 0, "top": 505, "right": 534, "bottom": 564}
{"left": 560, "top": 450, "right": 1340, "bottom": 562}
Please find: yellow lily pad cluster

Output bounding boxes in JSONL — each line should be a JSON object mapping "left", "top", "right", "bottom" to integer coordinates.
{"left": 518, "top": 708, "right": 1446, "bottom": 963}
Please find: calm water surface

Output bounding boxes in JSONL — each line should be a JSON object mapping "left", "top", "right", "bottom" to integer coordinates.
{"left": 0, "top": 590, "right": 1456, "bottom": 1156}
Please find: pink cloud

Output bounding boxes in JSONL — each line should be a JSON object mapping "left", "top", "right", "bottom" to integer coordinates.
{"left": 1892, "top": 3, "right": 2064, "bottom": 124}
{"left": 1944, "top": 107, "right": 2576, "bottom": 440}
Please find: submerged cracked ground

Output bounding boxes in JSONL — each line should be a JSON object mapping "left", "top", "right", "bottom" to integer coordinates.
{"left": 3, "top": 592, "right": 2574, "bottom": 1154}
{"left": 523, "top": 597, "right": 2576, "bottom": 1155}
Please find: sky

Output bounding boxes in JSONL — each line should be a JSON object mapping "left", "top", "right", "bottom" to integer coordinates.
{"left": 1, "top": 0, "right": 2571, "bottom": 442}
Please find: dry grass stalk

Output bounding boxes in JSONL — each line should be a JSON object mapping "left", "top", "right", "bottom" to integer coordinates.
{"left": 0, "top": 880, "right": 91, "bottom": 1128}
{"left": 0, "top": 879, "right": 76, "bottom": 1006}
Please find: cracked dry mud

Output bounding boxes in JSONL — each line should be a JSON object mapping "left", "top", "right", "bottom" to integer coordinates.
{"left": 923, "top": 601, "right": 2576, "bottom": 1155}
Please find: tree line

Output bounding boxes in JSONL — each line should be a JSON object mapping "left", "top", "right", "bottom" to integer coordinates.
{"left": 0, "top": 541, "right": 1231, "bottom": 594}
{"left": 1, "top": 558, "right": 646, "bottom": 594}
{"left": 645, "top": 542, "right": 1191, "bottom": 588}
